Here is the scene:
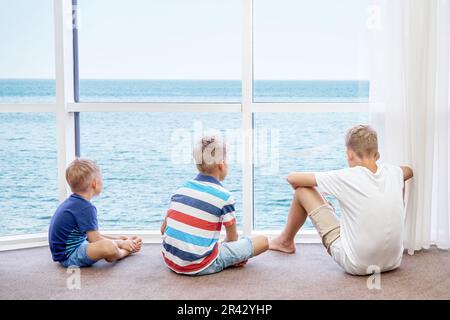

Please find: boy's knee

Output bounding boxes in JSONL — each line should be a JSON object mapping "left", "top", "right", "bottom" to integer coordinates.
{"left": 294, "top": 187, "right": 312, "bottom": 201}
{"left": 295, "top": 187, "right": 325, "bottom": 207}
{"left": 263, "top": 236, "right": 269, "bottom": 251}
{"left": 258, "top": 235, "right": 269, "bottom": 250}
{"left": 250, "top": 235, "right": 269, "bottom": 255}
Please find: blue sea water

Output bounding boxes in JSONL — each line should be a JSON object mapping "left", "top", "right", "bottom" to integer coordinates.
{"left": 0, "top": 79, "right": 368, "bottom": 235}
{"left": 0, "top": 79, "right": 369, "bottom": 103}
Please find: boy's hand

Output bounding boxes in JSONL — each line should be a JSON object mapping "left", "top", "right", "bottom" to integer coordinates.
{"left": 232, "top": 260, "right": 248, "bottom": 268}
{"left": 400, "top": 166, "right": 413, "bottom": 181}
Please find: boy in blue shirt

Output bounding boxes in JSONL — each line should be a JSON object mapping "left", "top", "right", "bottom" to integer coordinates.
{"left": 49, "top": 158, "right": 143, "bottom": 268}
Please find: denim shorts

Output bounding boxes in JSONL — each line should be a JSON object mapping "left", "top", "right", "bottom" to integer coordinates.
{"left": 194, "top": 237, "right": 254, "bottom": 276}
{"left": 60, "top": 240, "right": 97, "bottom": 268}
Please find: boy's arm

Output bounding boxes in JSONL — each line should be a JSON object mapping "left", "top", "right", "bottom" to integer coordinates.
{"left": 87, "top": 230, "right": 142, "bottom": 252}
{"left": 400, "top": 166, "right": 413, "bottom": 203}
{"left": 101, "top": 234, "right": 128, "bottom": 240}
{"left": 286, "top": 172, "right": 318, "bottom": 189}
{"left": 87, "top": 231, "right": 134, "bottom": 242}
{"left": 86, "top": 230, "right": 104, "bottom": 242}
{"left": 161, "top": 216, "right": 167, "bottom": 235}
{"left": 87, "top": 230, "right": 125, "bottom": 242}
{"left": 224, "top": 223, "right": 239, "bottom": 243}
{"left": 400, "top": 166, "right": 413, "bottom": 181}
{"left": 224, "top": 223, "right": 246, "bottom": 267}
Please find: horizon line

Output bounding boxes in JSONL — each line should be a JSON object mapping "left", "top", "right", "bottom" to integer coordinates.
{"left": 0, "top": 78, "right": 370, "bottom": 82}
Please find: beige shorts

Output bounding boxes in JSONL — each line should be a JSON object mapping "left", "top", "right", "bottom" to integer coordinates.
{"left": 308, "top": 204, "right": 340, "bottom": 254}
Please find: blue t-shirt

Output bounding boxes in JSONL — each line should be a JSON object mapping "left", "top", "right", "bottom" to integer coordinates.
{"left": 48, "top": 194, "right": 98, "bottom": 262}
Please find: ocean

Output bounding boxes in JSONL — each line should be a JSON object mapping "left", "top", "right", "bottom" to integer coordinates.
{"left": 0, "top": 79, "right": 369, "bottom": 235}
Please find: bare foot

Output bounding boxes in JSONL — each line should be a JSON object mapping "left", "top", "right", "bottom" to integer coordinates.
{"left": 118, "top": 239, "right": 140, "bottom": 253}
{"left": 269, "top": 236, "right": 296, "bottom": 254}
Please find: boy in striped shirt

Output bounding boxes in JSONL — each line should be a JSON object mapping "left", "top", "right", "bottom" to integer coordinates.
{"left": 161, "top": 135, "right": 269, "bottom": 275}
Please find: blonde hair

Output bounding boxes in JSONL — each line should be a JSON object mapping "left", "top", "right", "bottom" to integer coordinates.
{"left": 345, "top": 125, "right": 379, "bottom": 159}
{"left": 65, "top": 158, "right": 101, "bottom": 193}
{"left": 193, "top": 135, "right": 227, "bottom": 174}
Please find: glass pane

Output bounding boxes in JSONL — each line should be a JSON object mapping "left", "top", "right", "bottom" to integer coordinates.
{"left": 77, "top": 0, "right": 241, "bottom": 102}
{"left": 253, "top": 0, "right": 369, "bottom": 102}
{"left": 80, "top": 113, "right": 243, "bottom": 230}
{"left": 253, "top": 112, "right": 369, "bottom": 230}
{"left": 0, "top": 113, "right": 57, "bottom": 236}
{"left": 0, "top": 0, "right": 55, "bottom": 103}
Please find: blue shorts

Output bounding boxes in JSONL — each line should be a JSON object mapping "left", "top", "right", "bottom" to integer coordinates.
{"left": 60, "top": 240, "right": 97, "bottom": 268}
{"left": 194, "top": 237, "right": 254, "bottom": 276}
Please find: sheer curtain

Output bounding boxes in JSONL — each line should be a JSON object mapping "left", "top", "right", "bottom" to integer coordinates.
{"left": 369, "top": 0, "right": 450, "bottom": 253}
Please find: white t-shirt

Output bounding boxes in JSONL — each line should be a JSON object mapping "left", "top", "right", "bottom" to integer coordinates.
{"left": 315, "top": 163, "right": 405, "bottom": 275}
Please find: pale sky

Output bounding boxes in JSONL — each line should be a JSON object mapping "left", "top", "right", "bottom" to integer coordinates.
{"left": 0, "top": 0, "right": 369, "bottom": 80}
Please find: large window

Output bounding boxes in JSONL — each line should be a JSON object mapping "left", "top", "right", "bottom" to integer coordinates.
{"left": 253, "top": 0, "right": 369, "bottom": 102}
{"left": 0, "top": 0, "right": 55, "bottom": 103}
{"left": 253, "top": 112, "right": 368, "bottom": 230}
{"left": 77, "top": 0, "right": 241, "bottom": 102}
{"left": 80, "top": 113, "right": 242, "bottom": 229}
{"left": 0, "top": 0, "right": 370, "bottom": 238}
{"left": 0, "top": 113, "right": 57, "bottom": 235}
{"left": 252, "top": 0, "right": 369, "bottom": 230}
{"left": 0, "top": 0, "right": 57, "bottom": 236}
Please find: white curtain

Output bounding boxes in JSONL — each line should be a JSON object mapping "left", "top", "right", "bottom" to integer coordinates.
{"left": 369, "top": 0, "right": 450, "bottom": 253}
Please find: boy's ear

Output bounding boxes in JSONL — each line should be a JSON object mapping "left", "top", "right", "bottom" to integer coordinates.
{"left": 375, "top": 151, "right": 380, "bottom": 161}
{"left": 346, "top": 148, "right": 353, "bottom": 160}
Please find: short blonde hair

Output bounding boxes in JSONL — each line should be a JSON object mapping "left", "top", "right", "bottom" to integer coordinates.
{"left": 345, "top": 125, "right": 379, "bottom": 159}
{"left": 65, "top": 158, "right": 101, "bottom": 193}
{"left": 193, "top": 135, "right": 227, "bottom": 174}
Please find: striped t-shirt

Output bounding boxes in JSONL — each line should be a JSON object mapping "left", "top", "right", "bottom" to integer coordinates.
{"left": 162, "top": 173, "right": 236, "bottom": 274}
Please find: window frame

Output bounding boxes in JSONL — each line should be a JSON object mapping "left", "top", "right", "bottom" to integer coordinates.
{"left": 0, "top": 0, "right": 368, "bottom": 246}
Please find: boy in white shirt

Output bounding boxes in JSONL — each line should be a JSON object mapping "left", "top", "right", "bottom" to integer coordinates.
{"left": 270, "top": 125, "right": 413, "bottom": 275}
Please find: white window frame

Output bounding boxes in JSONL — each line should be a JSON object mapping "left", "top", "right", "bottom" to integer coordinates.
{"left": 0, "top": 0, "right": 368, "bottom": 249}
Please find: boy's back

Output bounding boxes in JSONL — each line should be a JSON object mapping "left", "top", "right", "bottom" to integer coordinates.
{"left": 316, "top": 163, "right": 405, "bottom": 274}
{"left": 162, "top": 173, "right": 236, "bottom": 274}
{"left": 48, "top": 194, "right": 98, "bottom": 262}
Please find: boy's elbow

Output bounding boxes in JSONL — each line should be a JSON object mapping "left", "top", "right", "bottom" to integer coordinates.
{"left": 86, "top": 230, "right": 102, "bottom": 242}
{"left": 286, "top": 173, "right": 297, "bottom": 186}
{"left": 286, "top": 174, "right": 292, "bottom": 184}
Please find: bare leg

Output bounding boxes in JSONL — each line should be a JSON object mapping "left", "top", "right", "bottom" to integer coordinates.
{"left": 269, "top": 189, "right": 307, "bottom": 253}
{"left": 86, "top": 239, "right": 131, "bottom": 263}
{"left": 270, "top": 187, "right": 328, "bottom": 253}
{"left": 231, "top": 235, "right": 269, "bottom": 268}
{"left": 295, "top": 187, "right": 328, "bottom": 213}
{"left": 250, "top": 235, "right": 269, "bottom": 256}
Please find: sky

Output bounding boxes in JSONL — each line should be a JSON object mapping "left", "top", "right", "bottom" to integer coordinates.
{"left": 0, "top": 0, "right": 369, "bottom": 80}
